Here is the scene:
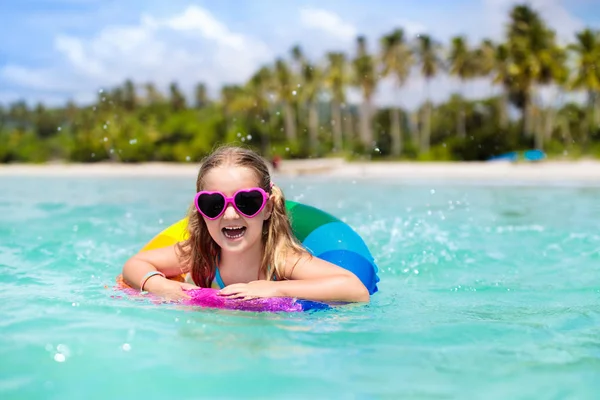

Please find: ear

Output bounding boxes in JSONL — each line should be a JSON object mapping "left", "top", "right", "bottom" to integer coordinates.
{"left": 263, "top": 197, "right": 274, "bottom": 220}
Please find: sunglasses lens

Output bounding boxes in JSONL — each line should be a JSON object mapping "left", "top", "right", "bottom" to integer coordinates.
{"left": 197, "top": 193, "right": 225, "bottom": 218}
{"left": 235, "top": 190, "right": 265, "bottom": 216}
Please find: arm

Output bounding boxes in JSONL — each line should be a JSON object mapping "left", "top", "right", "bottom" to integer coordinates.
{"left": 122, "top": 245, "right": 194, "bottom": 295}
{"left": 276, "top": 252, "right": 370, "bottom": 303}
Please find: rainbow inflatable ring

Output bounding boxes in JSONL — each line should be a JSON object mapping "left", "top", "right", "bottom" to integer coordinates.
{"left": 116, "top": 200, "right": 379, "bottom": 312}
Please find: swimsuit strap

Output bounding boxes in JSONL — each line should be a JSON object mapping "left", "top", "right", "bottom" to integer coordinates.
{"left": 214, "top": 265, "right": 226, "bottom": 289}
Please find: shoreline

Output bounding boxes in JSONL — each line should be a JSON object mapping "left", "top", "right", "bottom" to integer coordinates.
{"left": 1, "top": 159, "right": 600, "bottom": 182}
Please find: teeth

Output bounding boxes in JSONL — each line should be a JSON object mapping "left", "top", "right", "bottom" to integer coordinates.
{"left": 223, "top": 226, "right": 245, "bottom": 239}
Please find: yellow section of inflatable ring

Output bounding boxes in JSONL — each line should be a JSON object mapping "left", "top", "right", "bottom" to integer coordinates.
{"left": 141, "top": 218, "right": 189, "bottom": 251}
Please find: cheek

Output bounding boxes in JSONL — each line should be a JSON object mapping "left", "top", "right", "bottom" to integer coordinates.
{"left": 204, "top": 219, "right": 221, "bottom": 235}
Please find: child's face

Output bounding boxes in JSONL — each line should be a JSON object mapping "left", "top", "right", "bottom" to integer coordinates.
{"left": 200, "top": 165, "right": 272, "bottom": 254}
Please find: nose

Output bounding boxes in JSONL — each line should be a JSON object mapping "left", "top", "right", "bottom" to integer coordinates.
{"left": 222, "top": 201, "right": 240, "bottom": 220}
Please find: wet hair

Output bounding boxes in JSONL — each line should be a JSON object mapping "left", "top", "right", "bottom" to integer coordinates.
{"left": 176, "top": 145, "right": 307, "bottom": 287}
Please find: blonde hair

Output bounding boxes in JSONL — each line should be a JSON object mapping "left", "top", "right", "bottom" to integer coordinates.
{"left": 176, "top": 145, "right": 307, "bottom": 287}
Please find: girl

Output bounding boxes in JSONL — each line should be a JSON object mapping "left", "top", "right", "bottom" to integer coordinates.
{"left": 122, "top": 145, "right": 370, "bottom": 303}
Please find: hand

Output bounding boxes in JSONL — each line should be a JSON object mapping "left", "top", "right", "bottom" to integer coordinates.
{"left": 144, "top": 277, "right": 198, "bottom": 301}
{"left": 218, "top": 280, "right": 281, "bottom": 300}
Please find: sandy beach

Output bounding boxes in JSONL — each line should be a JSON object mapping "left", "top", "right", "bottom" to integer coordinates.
{"left": 1, "top": 158, "right": 600, "bottom": 183}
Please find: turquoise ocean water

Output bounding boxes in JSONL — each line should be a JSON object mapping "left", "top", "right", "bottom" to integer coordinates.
{"left": 1, "top": 174, "right": 599, "bottom": 399}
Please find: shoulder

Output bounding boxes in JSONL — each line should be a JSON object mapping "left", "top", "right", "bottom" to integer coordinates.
{"left": 281, "top": 249, "right": 312, "bottom": 278}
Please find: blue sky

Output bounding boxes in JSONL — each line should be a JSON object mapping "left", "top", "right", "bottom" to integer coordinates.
{"left": 1, "top": 0, "right": 598, "bottom": 109}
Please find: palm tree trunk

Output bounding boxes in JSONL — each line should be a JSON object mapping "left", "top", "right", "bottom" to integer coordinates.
{"left": 343, "top": 109, "right": 354, "bottom": 150}
{"left": 499, "top": 91, "right": 508, "bottom": 129}
{"left": 592, "top": 91, "right": 600, "bottom": 126}
{"left": 457, "top": 80, "right": 466, "bottom": 139}
{"left": 534, "top": 106, "right": 544, "bottom": 150}
{"left": 283, "top": 102, "right": 297, "bottom": 143}
{"left": 523, "top": 89, "right": 534, "bottom": 138}
{"left": 359, "top": 100, "right": 373, "bottom": 148}
{"left": 308, "top": 101, "right": 319, "bottom": 155}
{"left": 331, "top": 101, "right": 343, "bottom": 152}
{"left": 421, "top": 80, "right": 432, "bottom": 153}
{"left": 421, "top": 103, "right": 431, "bottom": 154}
{"left": 410, "top": 111, "right": 420, "bottom": 149}
{"left": 390, "top": 107, "right": 402, "bottom": 157}
{"left": 560, "top": 116, "right": 570, "bottom": 148}
{"left": 544, "top": 107, "right": 555, "bottom": 143}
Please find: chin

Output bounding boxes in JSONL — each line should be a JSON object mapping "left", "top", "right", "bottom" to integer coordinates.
{"left": 218, "top": 235, "right": 261, "bottom": 253}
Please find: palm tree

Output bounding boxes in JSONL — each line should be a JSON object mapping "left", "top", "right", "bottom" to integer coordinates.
{"left": 352, "top": 36, "right": 377, "bottom": 150}
{"left": 569, "top": 28, "right": 600, "bottom": 145}
{"left": 448, "top": 36, "right": 474, "bottom": 139}
{"left": 491, "top": 43, "right": 512, "bottom": 129}
{"left": 247, "top": 66, "right": 275, "bottom": 153}
{"left": 169, "top": 82, "right": 186, "bottom": 111}
{"left": 144, "top": 83, "right": 163, "bottom": 105}
{"left": 380, "top": 28, "right": 414, "bottom": 156}
{"left": 324, "top": 52, "right": 350, "bottom": 152}
{"left": 274, "top": 58, "right": 298, "bottom": 144}
{"left": 301, "top": 61, "right": 322, "bottom": 155}
{"left": 415, "top": 34, "right": 440, "bottom": 153}
{"left": 195, "top": 83, "right": 209, "bottom": 109}
{"left": 123, "top": 79, "right": 137, "bottom": 112}
{"left": 506, "top": 4, "right": 555, "bottom": 142}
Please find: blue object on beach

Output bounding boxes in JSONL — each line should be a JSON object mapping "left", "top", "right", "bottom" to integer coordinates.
{"left": 524, "top": 149, "right": 546, "bottom": 162}
{"left": 488, "top": 152, "right": 518, "bottom": 162}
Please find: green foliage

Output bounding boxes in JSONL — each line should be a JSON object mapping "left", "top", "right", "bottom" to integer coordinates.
{"left": 2, "top": 3, "right": 600, "bottom": 163}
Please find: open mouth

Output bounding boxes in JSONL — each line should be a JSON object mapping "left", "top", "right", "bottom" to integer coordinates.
{"left": 222, "top": 226, "right": 247, "bottom": 239}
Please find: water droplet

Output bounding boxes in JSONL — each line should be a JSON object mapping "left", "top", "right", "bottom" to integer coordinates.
{"left": 122, "top": 343, "right": 131, "bottom": 352}
{"left": 91, "top": 153, "right": 95, "bottom": 158}
{"left": 54, "top": 353, "right": 66, "bottom": 362}
{"left": 129, "top": 139, "right": 137, "bottom": 145}
{"left": 57, "top": 127, "right": 62, "bottom": 131}
{"left": 285, "top": 147, "right": 290, "bottom": 152}
{"left": 103, "top": 125, "right": 107, "bottom": 130}
{"left": 246, "top": 134, "right": 252, "bottom": 140}
{"left": 185, "top": 156, "right": 191, "bottom": 161}
{"left": 237, "top": 132, "right": 242, "bottom": 137}
{"left": 158, "top": 219, "right": 163, "bottom": 224}
{"left": 99, "top": 89, "right": 103, "bottom": 93}
{"left": 103, "top": 137, "right": 108, "bottom": 142}
{"left": 56, "top": 344, "right": 70, "bottom": 356}
{"left": 430, "top": 189, "right": 435, "bottom": 194}
{"left": 292, "top": 90, "right": 297, "bottom": 96}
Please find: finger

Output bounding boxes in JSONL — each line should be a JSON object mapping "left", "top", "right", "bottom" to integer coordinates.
{"left": 180, "top": 283, "right": 198, "bottom": 290}
{"left": 218, "top": 284, "right": 245, "bottom": 296}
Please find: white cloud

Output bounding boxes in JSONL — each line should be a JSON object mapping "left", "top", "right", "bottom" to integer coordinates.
{"left": 0, "top": 5, "right": 273, "bottom": 105}
{"left": 299, "top": 8, "right": 357, "bottom": 42}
